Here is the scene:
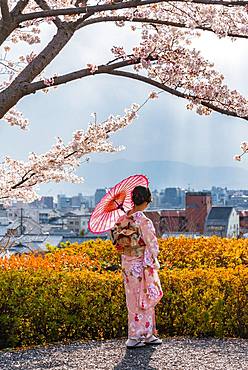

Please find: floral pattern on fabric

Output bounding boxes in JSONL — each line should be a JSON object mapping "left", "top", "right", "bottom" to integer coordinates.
{"left": 112, "top": 211, "right": 163, "bottom": 340}
{"left": 133, "top": 212, "right": 160, "bottom": 269}
{"left": 110, "top": 214, "right": 145, "bottom": 254}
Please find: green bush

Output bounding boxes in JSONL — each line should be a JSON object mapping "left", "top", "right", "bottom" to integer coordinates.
{"left": 0, "top": 266, "right": 247, "bottom": 348}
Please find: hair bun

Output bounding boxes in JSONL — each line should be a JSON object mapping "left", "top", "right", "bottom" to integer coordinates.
{"left": 132, "top": 193, "right": 144, "bottom": 205}
{"left": 132, "top": 186, "right": 151, "bottom": 206}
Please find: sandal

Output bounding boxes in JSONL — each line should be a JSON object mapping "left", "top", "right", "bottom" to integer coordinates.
{"left": 126, "top": 340, "right": 145, "bottom": 349}
{"left": 145, "top": 336, "right": 162, "bottom": 345}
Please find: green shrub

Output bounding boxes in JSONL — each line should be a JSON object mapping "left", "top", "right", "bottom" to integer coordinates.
{"left": 0, "top": 266, "right": 247, "bottom": 348}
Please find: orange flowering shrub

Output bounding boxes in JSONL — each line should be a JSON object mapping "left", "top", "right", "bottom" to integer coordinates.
{"left": 158, "top": 236, "right": 248, "bottom": 269}
{"left": 0, "top": 240, "right": 119, "bottom": 272}
{"left": 1, "top": 237, "right": 247, "bottom": 272}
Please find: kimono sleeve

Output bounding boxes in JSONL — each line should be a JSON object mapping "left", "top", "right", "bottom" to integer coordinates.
{"left": 140, "top": 218, "right": 160, "bottom": 269}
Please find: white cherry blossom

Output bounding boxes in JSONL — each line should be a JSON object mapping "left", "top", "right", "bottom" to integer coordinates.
{"left": 1, "top": 0, "right": 248, "bottom": 200}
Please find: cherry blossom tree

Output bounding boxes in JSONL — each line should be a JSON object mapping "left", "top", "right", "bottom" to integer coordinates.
{"left": 1, "top": 0, "right": 248, "bottom": 202}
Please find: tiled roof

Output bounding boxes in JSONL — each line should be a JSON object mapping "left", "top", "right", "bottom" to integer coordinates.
{"left": 207, "top": 207, "right": 234, "bottom": 220}
{"left": 238, "top": 210, "right": 248, "bottom": 217}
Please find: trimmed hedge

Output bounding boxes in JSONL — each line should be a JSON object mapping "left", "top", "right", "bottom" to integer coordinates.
{"left": 1, "top": 236, "right": 248, "bottom": 272}
{"left": 158, "top": 236, "right": 248, "bottom": 269}
{"left": 0, "top": 266, "right": 247, "bottom": 348}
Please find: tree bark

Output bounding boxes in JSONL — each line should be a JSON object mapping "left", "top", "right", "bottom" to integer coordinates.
{"left": 0, "top": 23, "right": 75, "bottom": 118}
{"left": 0, "top": 0, "right": 29, "bottom": 46}
{"left": 0, "top": 0, "right": 10, "bottom": 21}
{"left": 21, "top": 59, "right": 138, "bottom": 95}
{"left": 34, "top": 0, "right": 63, "bottom": 28}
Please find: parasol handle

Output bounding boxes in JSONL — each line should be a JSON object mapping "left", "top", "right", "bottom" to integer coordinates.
{"left": 113, "top": 200, "right": 126, "bottom": 213}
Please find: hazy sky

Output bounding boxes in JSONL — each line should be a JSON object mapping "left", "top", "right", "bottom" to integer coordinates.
{"left": 1, "top": 22, "right": 248, "bottom": 195}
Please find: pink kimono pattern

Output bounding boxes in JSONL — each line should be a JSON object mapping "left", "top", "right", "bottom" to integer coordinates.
{"left": 112, "top": 211, "right": 163, "bottom": 339}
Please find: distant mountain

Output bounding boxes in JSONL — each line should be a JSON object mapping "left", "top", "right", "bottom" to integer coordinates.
{"left": 40, "top": 159, "right": 248, "bottom": 195}
{"left": 76, "top": 159, "right": 248, "bottom": 191}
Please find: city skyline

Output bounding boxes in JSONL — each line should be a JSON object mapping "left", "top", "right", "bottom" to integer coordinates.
{"left": 13, "top": 185, "right": 248, "bottom": 209}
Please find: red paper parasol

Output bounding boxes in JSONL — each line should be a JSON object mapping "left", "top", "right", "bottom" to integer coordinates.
{"left": 88, "top": 174, "right": 149, "bottom": 233}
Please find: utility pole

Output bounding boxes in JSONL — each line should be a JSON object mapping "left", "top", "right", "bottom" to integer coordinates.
{"left": 20, "top": 208, "right": 24, "bottom": 235}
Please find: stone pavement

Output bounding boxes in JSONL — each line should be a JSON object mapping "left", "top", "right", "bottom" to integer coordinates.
{"left": 0, "top": 337, "right": 247, "bottom": 370}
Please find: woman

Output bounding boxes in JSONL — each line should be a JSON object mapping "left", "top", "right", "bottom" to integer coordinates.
{"left": 111, "top": 185, "right": 163, "bottom": 349}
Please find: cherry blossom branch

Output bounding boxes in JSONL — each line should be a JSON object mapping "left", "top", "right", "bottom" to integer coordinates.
{"left": 80, "top": 15, "right": 248, "bottom": 39}
{"left": 0, "top": 97, "right": 157, "bottom": 202}
{"left": 18, "top": 0, "right": 248, "bottom": 24}
{"left": 0, "top": 1, "right": 247, "bottom": 131}
{"left": 0, "top": 0, "right": 29, "bottom": 46}
{"left": 34, "top": 0, "right": 63, "bottom": 28}
{"left": 0, "top": 60, "right": 18, "bottom": 73}
{"left": 22, "top": 59, "right": 138, "bottom": 95}
{"left": 107, "top": 69, "right": 248, "bottom": 120}
{"left": 234, "top": 142, "right": 248, "bottom": 161}
{"left": 19, "top": 0, "right": 157, "bottom": 22}
{"left": 0, "top": 58, "right": 136, "bottom": 119}
{"left": 20, "top": 48, "right": 248, "bottom": 121}
{"left": 3, "top": 47, "right": 245, "bottom": 123}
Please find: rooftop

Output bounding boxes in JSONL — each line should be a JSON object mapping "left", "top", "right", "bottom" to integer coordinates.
{"left": 186, "top": 192, "right": 212, "bottom": 196}
{"left": 207, "top": 207, "right": 234, "bottom": 220}
{"left": 161, "top": 210, "right": 186, "bottom": 217}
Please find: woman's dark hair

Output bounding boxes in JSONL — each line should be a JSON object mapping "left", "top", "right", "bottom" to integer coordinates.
{"left": 132, "top": 186, "right": 152, "bottom": 206}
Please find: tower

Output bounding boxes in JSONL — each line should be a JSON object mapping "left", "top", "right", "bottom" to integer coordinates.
{"left": 185, "top": 192, "right": 212, "bottom": 234}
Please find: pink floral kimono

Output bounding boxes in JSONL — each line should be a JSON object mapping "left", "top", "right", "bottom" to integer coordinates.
{"left": 111, "top": 211, "right": 163, "bottom": 340}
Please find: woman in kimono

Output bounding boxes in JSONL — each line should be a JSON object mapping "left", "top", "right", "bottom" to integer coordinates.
{"left": 111, "top": 186, "right": 163, "bottom": 349}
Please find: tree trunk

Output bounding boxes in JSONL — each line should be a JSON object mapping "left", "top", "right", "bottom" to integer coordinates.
{"left": 0, "top": 23, "right": 74, "bottom": 118}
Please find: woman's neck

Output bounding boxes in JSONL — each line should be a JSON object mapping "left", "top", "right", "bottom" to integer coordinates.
{"left": 128, "top": 204, "right": 146, "bottom": 216}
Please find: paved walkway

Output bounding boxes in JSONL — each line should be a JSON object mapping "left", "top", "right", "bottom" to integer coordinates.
{"left": 0, "top": 337, "right": 247, "bottom": 370}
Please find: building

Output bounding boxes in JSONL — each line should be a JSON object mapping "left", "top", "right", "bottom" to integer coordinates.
{"left": 227, "top": 192, "right": 248, "bottom": 209}
{"left": 157, "top": 192, "right": 212, "bottom": 236}
{"left": 148, "top": 190, "right": 160, "bottom": 210}
{"left": 164, "top": 187, "right": 184, "bottom": 208}
{"left": 239, "top": 210, "right": 248, "bottom": 235}
{"left": 205, "top": 207, "right": 239, "bottom": 238}
{"left": 38, "top": 209, "right": 59, "bottom": 225}
{"left": 0, "top": 204, "right": 8, "bottom": 217}
{"left": 211, "top": 187, "right": 228, "bottom": 205}
{"left": 185, "top": 192, "right": 212, "bottom": 234}
{"left": 63, "top": 211, "right": 91, "bottom": 235}
{"left": 7, "top": 207, "right": 39, "bottom": 224}
{"left": 82, "top": 195, "right": 95, "bottom": 210}
{"left": 9, "top": 217, "right": 43, "bottom": 237}
{"left": 41, "top": 196, "right": 54, "bottom": 209}
{"left": 160, "top": 209, "right": 186, "bottom": 235}
{"left": 0, "top": 217, "right": 13, "bottom": 237}
{"left": 9, "top": 235, "right": 63, "bottom": 256}
{"left": 71, "top": 193, "right": 83, "bottom": 209}
{"left": 94, "top": 189, "right": 106, "bottom": 206}
{"left": 159, "top": 187, "right": 184, "bottom": 209}
{"left": 57, "top": 194, "right": 72, "bottom": 211}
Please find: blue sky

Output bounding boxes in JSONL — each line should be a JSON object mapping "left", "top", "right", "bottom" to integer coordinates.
{"left": 0, "top": 23, "right": 248, "bottom": 195}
